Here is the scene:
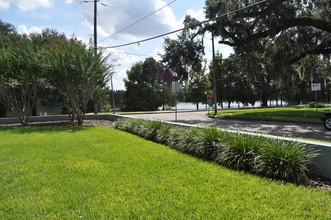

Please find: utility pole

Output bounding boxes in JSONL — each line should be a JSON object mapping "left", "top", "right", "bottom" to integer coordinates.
{"left": 212, "top": 31, "right": 218, "bottom": 117}
{"left": 93, "top": 0, "right": 97, "bottom": 56}
{"left": 83, "top": 0, "right": 106, "bottom": 114}
{"left": 82, "top": 0, "right": 98, "bottom": 54}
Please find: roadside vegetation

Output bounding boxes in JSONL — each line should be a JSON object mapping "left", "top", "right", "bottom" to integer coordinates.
{"left": 0, "top": 125, "right": 330, "bottom": 219}
{"left": 114, "top": 118, "right": 317, "bottom": 184}
{"left": 215, "top": 107, "right": 330, "bottom": 123}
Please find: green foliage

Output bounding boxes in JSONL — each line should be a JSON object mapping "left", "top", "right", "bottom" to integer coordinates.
{"left": 115, "top": 118, "right": 317, "bottom": 184}
{"left": 47, "top": 38, "right": 112, "bottom": 125}
{"left": 254, "top": 141, "right": 318, "bottom": 184}
{"left": 309, "top": 102, "right": 325, "bottom": 108}
{"left": 155, "top": 122, "right": 175, "bottom": 144}
{"left": 193, "top": 126, "right": 224, "bottom": 160}
{"left": 183, "top": 63, "right": 210, "bottom": 110}
{"left": 1, "top": 126, "right": 330, "bottom": 218}
{"left": 216, "top": 135, "right": 263, "bottom": 172}
{"left": 217, "top": 107, "right": 328, "bottom": 124}
{"left": 0, "top": 22, "right": 113, "bottom": 124}
{"left": 204, "top": 1, "right": 331, "bottom": 106}
{"left": 122, "top": 58, "right": 164, "bottom": 111}
{"left": 0, "top": 35, "right": 47, "bottom": 124}
{"left": 161, "top": 15, "right": 205, "bottom": 82}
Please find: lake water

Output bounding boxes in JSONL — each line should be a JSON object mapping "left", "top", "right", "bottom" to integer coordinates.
{"left": 169, "top": 101, "right": 287, "bottom": 110}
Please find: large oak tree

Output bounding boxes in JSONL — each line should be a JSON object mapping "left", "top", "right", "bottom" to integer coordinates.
{"left": 205, "top": 0, "right": 331, "bottom": 63}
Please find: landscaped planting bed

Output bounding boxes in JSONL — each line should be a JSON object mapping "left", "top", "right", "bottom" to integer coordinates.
{"left": 114, "top": 118, "right": 317, "bottom": 184}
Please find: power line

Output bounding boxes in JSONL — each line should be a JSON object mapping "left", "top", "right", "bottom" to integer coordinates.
{"left": 99, "top": 0, "right": 177, "bottom": 43}
{"left": 100, "top": 0, "right": 269, "bottom": 49}
{"left": 109, "top": 6, "right": 168, "bottom": 27}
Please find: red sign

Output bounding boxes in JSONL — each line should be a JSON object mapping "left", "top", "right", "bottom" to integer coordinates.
{"left": 207, "top": 93, "right": 213, "bottom": 99}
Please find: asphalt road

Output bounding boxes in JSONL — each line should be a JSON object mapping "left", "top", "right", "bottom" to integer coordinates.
{"left": 127, "top": 111, "right": 331, "bottom": 141}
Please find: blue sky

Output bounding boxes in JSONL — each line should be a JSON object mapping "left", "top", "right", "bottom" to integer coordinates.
{"left": 1, "top": 0, "right": 233, "bottom": 90}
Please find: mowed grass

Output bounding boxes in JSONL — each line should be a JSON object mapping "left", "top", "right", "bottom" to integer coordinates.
{"left": 0, "top": 126, "right": 330, "bottom": 219}
{"left": 217, "top": 107, "right": 330, "bottom": 123}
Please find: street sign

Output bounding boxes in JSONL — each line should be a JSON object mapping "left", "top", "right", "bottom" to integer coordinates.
{"left": 311, "top": 83, "right": 321, "bottom": 91}
{"left": 172, "top": 81, "right": 180, "bottom": 94}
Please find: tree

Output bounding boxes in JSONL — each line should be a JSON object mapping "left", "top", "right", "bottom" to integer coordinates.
{"left": 122, "top": 58, "right": 164, "bottom": 111}
{"left": 184, "top": 61, "right": 210, "bottom": 110}
{"left": 0, "top": 20, "right": 18, "bottom": 117}
{"left": 161, "top": 15, "right": 205, "bottom": 83}
{"left": 205, "top": 0, "right": 331, "bottom": 64}
{"left": 0, "top": 36, "right": 47, "bottom": 125}
{"left": 48, "top": 38, "right": 112, "bottom": 125}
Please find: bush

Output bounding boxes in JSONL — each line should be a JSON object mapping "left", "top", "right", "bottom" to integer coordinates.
{"left": 309, "top": 102, "right": 325, "bottom": 108}
{"left": 114, "top": 118, "right": 317, "bottom": 184}
{"left": 216, "top": 134, "right": 263, "bottom": 172}
{"left": 254, "top": 140, "right": 317, "bottom": 184}
{"left": 155, "top": 123, "right": 174, "bottom": 144}
{"left": 193, "top": 126, "right": 225, "bottom": 160}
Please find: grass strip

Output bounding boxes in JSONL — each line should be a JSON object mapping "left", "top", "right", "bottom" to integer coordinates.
{"left": 216, "top": 107, "right": 330, "bottom": 123}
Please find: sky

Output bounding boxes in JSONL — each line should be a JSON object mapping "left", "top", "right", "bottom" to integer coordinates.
{"left": 1, "top": 0, "right": 233, "bottom": 90}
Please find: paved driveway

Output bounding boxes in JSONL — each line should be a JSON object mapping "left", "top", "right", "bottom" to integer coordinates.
{"left": 127, "top": 111, "right": 331, "bottom": 141}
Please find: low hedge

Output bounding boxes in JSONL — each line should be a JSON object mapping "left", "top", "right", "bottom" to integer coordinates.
{"left": 114, "top": 118, "right": 317, "bottom": 184}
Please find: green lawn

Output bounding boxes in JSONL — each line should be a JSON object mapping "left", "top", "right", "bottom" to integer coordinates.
{"left": 0, "top": 126, "right": 330, "bottom": 219}
{"left": 216, "top": 107, "right": 330, "bottom": 123}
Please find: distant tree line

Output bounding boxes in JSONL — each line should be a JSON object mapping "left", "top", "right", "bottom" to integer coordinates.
{"left": 0, "top": 20, "right": 113, "bottom": 125}
{"left": 2, "top": 0, "right": 331, "bottom": 116}
{"left": 123, "top": 0, "right": 331, "bottom": 110}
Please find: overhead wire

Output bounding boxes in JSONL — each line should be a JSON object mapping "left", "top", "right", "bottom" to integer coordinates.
{"left": 100, "top": 0, "right": 269, "bottom": 49}
{"left": 98, "top": 0, "right": 177, "bottom": 43}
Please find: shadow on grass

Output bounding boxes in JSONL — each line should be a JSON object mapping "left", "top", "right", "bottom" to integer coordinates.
{"left": 0, "top": 122, "right": 90, "bottom": 134}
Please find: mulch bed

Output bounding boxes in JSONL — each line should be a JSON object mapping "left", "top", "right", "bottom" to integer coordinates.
{"left": 1, "top": 119, "right": 331, "bottom": 191}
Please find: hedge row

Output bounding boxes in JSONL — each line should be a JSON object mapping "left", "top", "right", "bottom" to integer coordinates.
{"left": 114, "top": 118, "right": 317, "bottom": 184}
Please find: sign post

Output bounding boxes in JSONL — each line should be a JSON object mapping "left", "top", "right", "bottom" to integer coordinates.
{"left": 311, "top": 83, "right": 321, "bottom": 112}
{"left": 172, "top": 81, "right": 180, "bottom": 121}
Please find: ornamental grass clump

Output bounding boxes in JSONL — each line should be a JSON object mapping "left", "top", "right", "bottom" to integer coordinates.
{"left": 254, "top": 140, "right": 317, "bottom": 184}
{"left": 216, "top": 134, "right": 262, "bottom": 172}
{"left": 192, "top": 126, "right": 225, "bottom": 160}
{"left": 139, "top": 120, "right": 163, "bottom": 141}
{"left": 155, "top": 122, "right": 174, "bottom": 144}
{"left": 167, "top": 126, "right": 187, "bottom": 149}
{"left": 175, "top": 127, "right": 202, "bottom": 155}
{"left": 114, "top": 118, "right": 141, "bottom": 134}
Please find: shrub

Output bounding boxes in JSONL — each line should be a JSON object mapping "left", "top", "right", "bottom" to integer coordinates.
{"left": 139, "top": 120, "right": 163, "bottom": 141}
{"left": 155, "top": 123, "right": 174, "bottom": 144}
{"left": 254, "top": 140, "right": 317, "bottom": 184}
{"left": 309, "top": 102, "right": 325, "bottom": 108}
{"left": 167, "top": 126, "right": 185, "bottom": 149}
{"left": 216, "top": 134, "right": 263, "bottom": 172}
{"left": 193, "top": 126, "right": 225, "bottom": 160}
{"left": 113, "top": 118, "right": 134, "bottom": 131}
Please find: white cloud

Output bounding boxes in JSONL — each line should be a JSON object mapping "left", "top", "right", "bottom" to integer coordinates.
{"left": 185, "top": 8, "right": 206, "bottom": 21}
{"left": 106, "top": 48, "right": 142, "bottom": 90}
{"left": 0, "top": 1, "right": 10, "bottom": 10}
{"left": 65, "top": 0, "right": 74, "bottom": 4}
{"left": 80, "top": 0, "right": 181, "bottom": 45}
{"left": 18, "top": 25, "right": 42, "bottom": 35}
{"left": 8, "top": 0, "right": 53, "bottom": 11}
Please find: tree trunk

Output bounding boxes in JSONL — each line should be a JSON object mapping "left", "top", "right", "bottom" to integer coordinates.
{"left": 0, "top": 103, "right": 6, "bottom": 117}
{"left": 93, "top": 92, "right": 98, "bottom": 114}
{"left": 261, "top": 99, "right": 268, "bottom": 107}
